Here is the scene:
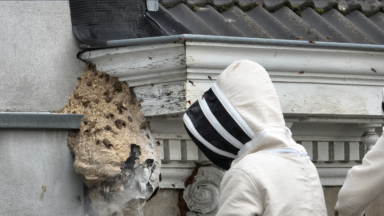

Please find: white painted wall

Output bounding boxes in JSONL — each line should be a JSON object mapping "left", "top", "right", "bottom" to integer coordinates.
{"left": 0, "top": 1, "right": 84, "bottom": 112}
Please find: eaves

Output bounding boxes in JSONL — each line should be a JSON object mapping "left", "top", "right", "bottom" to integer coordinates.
{"left": 79, "top": 35, "right": 384, "bottom": 117}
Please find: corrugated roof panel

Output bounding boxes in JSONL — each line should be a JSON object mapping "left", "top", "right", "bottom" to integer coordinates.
{"left": 155, "top": 1, "right": 384, "bottom": 45}
{"left": 69, "top": 0, "right": 166, "bottom": 46}
{"left": 345, "top": 10, "right": 384, "bottom": 44}
{"left": 272, "top": 6, "right": 327, "bottom": 41}
{"left": 236, "top": 0, "right": 263, "bottom": 11}
{"left": 369, "top": 11, "right": 384, "bottom": 29}
{"left": 221, "top": 6, "right": 273, "bottom": 38}
{"left": 185, "top": 0, "right": 209, "bottom": 7}
{"left": 69, "top": 0, "right": 384, "bottom": 47}
{"left": 335, "top": 1, "right": 363, "bottom": 15}
{"left": 211, "top": 0, "right": 237, "bottom": 10}
{"left": 289, "top": 0, "right": 315, "bottom": 10}
{"left": 167, "top": 3, "right": 219, "bottom": 35}
{"left": 311, "top": 0, "right": 338, "bottom": 12}
{"left": 193, "top": 5, "right": 246, "bottom": 37}
{"left": 358, "top": 0, "right": 384, "bottom": 16}
{"left": 245, "top": 6, "right": 297, "bottom": 39}
{"left": 263, "top": 0, "right": 292, "bottom": 12}
{"left": 147, "top": 4, "right": 193, "bottom": 35}
{"left": 159, "top": 0, "right": 181, "bottom": 8}
{"left": 301, "top": 7, "right": 352, "bottom": 43}
{"left": 321, "top": 9, "right": 375, "bottom": 44}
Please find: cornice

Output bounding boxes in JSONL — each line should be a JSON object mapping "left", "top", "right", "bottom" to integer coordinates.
{"left": 185, "top": 41, "right": 384, "bottom": 86}
{"left": 79, "top": 41, "right": 384, "bottom": 117}
{"left": 79, "top": 43, "right": 187, "bottom": 86}
{"left": 80, "top": 41, "right": 384, "bottom": 87}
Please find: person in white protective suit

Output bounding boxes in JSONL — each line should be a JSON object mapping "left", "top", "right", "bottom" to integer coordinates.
{"left": 335, "top": 93, "right": 384, "bottom": 216}
{"left": 183, "top": 60, "right": 327, "bottom": 216}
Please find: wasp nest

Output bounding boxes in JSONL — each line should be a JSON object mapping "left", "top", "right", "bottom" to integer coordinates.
{"left": 59, "top": 64, "right": 161, "bottom": 216}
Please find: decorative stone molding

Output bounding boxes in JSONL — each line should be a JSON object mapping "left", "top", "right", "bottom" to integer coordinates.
{"left": 156, "top": 132, "right": 370, "bottom": 187}
{"left": 79, "top": 41, "right": 384, "bottom": 118}
{"left": 78, "top": 38, "right": 384, "bottom": 189}
{"left": 183, "top": 166, "right": 224, "bottom": 216}
{"left": 78, "top": 43, "right": 186, "bottom": 87}
{"left": 359, "top": 123, "right": 382, "bottom": 152}
{"left": 285, "top": 115, "right": 384, "bottom": 125}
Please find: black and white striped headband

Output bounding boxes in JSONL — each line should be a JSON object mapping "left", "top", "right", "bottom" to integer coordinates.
{"left": 183, "top": 83, "right": 255, "bottom": 170}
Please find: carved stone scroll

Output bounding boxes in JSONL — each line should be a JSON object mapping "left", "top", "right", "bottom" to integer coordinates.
{"left": 183, "top": 166, "right": 224, "bottom": 216}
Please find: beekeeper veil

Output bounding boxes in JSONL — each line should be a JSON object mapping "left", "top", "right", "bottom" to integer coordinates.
{"left": 183, "top": 60, "right": 302, "bottom": 170}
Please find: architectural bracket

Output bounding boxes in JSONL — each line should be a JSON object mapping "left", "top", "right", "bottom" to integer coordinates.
{"left": 359, "top": 123, "right": 382, "bottom": 152}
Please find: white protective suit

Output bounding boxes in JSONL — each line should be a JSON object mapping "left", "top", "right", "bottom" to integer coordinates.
{"left": 335, "top": 128, "right": 384, "bottom": 216}
{"left": 213, "top": 60, "right": 327, "bottom": 216}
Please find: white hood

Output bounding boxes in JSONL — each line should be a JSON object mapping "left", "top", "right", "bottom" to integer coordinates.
{"left": 215, "top": 60, "right": 305, "bottom": 163}
{"left": 184, "top": 60, "right": 305, "bottom": 170}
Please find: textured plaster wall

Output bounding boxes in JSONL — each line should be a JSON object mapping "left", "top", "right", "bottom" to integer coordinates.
{"left": 323, "top": 187, "right": 384, "bottom": 216}
{"left": 143, "top": 189, "right": 180, "bottom": 216}
{"left": 0, "top": 1, "right": 84, "bottom": 112}
{"left": 0, "top": 129, "right": 84, "bottom": 215}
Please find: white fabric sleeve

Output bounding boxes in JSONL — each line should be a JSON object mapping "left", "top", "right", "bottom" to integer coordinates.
{"left": 335, "top": 133, "right": 384, "bottom": 216}
{"left": 217, "top": 168, "right": 263, "bottom": 216}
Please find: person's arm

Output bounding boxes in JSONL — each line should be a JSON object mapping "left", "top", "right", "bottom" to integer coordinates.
{"left": 335, "top": 133, "right": 384, "bottom": 216}
{"left": 217, "top": 168, "right": 263, "bottom": 216}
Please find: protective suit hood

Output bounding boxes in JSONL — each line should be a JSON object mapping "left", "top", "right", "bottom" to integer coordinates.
{"left": 184, "top": 60, "right": 305, "bottom": 170}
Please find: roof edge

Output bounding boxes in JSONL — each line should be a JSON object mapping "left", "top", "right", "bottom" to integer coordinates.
{"left": 80, "top": 34, "right": 384, "bottom": 52}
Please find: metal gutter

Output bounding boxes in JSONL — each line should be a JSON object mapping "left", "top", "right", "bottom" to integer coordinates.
{"left": 94, "top": 34, "right": 384, "bottom": 52}
{"left": 106, "top": 35, "right": 183, "bottom": 48}
{"left": 0, "top": 113, "right": 83, "bottom": 129}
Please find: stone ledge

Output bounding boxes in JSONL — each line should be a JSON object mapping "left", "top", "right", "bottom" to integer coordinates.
{"left": 0, "top": 112, "right": 83, "bottom": 129}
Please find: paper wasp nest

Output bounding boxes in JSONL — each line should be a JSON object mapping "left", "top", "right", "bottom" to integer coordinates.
{"left": 59, "top": 64, "right": 161, "bottom": 216}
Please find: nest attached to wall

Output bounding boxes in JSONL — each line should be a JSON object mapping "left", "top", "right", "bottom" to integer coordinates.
{"left": 58, "top": 63, "right": 161, "bottom": 216}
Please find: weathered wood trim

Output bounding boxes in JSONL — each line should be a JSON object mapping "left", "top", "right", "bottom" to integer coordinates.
{"left": 79, "top": 43, "right": 187, "bottom": 87}
{"left": 80, "top": 41, "right": 384, "bottom": 117}
{"left": 134, "top": 81, "right": 186, "bottom": 116}
{"left": 185, "top": 82, "right": 384, "bottom": 116}
{"left": 186, "top": 42, "right": 384, "bottom": 86}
